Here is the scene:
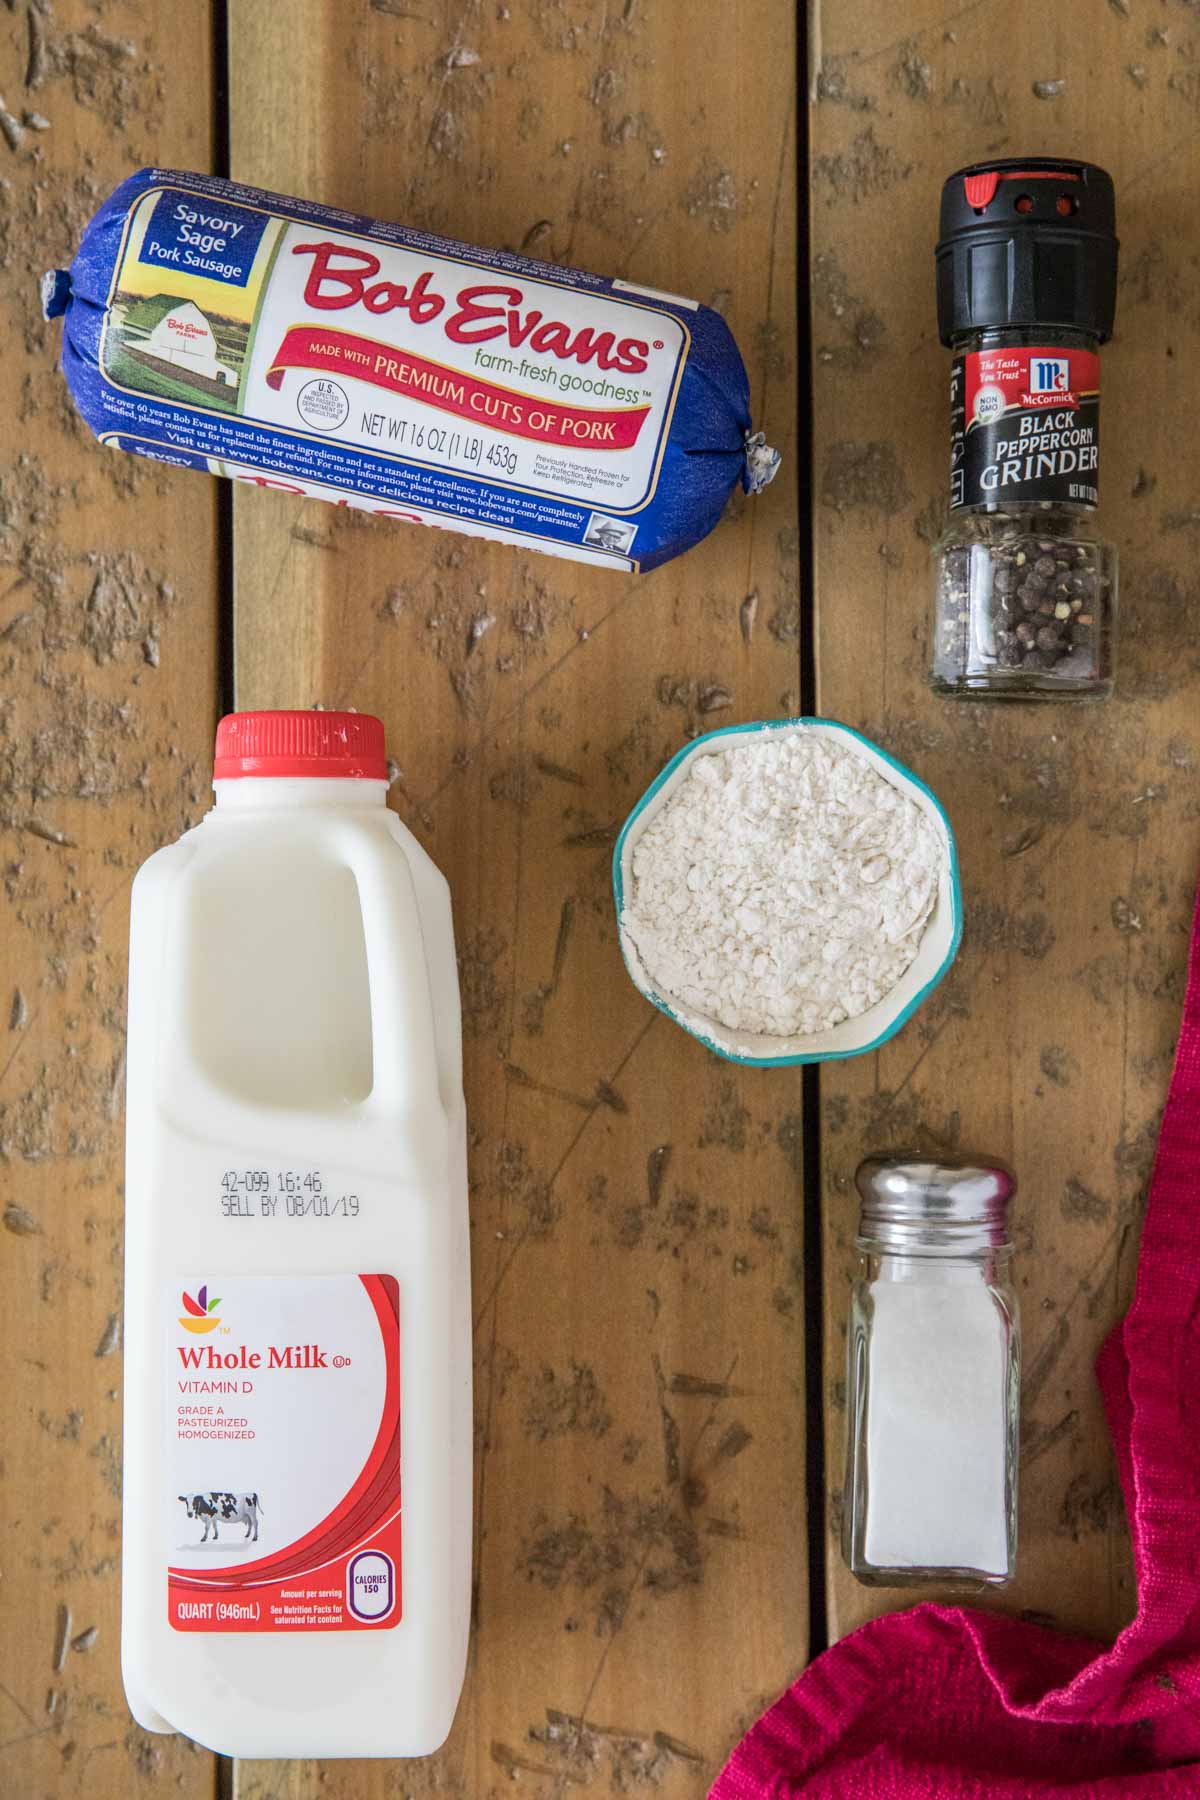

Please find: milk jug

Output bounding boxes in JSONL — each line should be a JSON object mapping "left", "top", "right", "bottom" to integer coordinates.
{"left": 121, "top": 711, "right": 470, "bottom": 1758}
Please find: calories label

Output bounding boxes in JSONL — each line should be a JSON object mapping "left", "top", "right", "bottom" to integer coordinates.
{"left": 167, "top": 1273, "right": 400, "bottom": 1633}
{"left": 950, "top": 346, "right": 1100, "bottom": 509}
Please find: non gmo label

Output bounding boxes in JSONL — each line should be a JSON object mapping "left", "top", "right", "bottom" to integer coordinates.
{"left": 167, "top": 1273, "right": 400, "bottom": 1632}
{"left": 950, "top": 346, "right": 1100, "bottom": 510}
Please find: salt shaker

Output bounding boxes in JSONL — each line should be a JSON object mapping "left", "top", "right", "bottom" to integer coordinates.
{"left": 841, "top": 1153, "right": 1019, "bottom": 1588}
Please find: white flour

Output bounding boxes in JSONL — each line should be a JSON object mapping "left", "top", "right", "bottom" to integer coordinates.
{"left": 620, "top": 732, "right": 941, "bottom": 1040}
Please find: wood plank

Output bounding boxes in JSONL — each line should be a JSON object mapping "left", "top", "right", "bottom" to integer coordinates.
{"left": 0, "top": 2, "right": 221, "bottom": 1793}
{"left": 227, "top": 2, "right": 801, "bottom": 1793}
{"left": 811, "top": 2, "right": 1195, "bottom": 1642}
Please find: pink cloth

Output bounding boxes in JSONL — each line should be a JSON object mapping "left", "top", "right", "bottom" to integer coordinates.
{"left": 713, "top": 876, "right": 1200, "bottom": 1798}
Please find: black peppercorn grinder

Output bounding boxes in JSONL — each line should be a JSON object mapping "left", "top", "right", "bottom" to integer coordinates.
{"left": 930, "top": 158, "right": 1119, "bottom": 699}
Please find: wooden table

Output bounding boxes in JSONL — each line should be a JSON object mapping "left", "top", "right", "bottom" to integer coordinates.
{"left": 1, "top": 1, "right": 1194, "bottom": 1793}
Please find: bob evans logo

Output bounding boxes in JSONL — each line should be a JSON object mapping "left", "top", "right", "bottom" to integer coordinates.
{"left": 291, "top": 241, "right": 654, "bottom": 375}
{"left": 179, "top": 1284, "right": 221, "bottom": 1335}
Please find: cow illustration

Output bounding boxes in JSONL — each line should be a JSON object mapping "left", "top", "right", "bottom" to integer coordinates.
{"left": 216, "top": 1491, "right": 264, "bottom": 1541}
{"left": 179, "top": 1491, "right": 264, "bottom": 1543}
{"left": 178, "top": 1492, "right": 221, "bottom": 1542}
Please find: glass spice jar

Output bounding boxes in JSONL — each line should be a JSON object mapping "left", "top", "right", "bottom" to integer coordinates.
{"left": 841, "top": 1153, "right": 1019, "bottom": 1589}
{"left": 930, "top": 160, "right": 1119, "bottom": 699}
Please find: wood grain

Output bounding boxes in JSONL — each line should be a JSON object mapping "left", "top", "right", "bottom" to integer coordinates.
{"left": 810, "top": 0, "right": 1197, "bottom": 1642}
{"left": 227, "top": 2, "right": 801, "bottom": 1794}
{"left": 0, "top": 2, "right": 221, "bottom": 1794}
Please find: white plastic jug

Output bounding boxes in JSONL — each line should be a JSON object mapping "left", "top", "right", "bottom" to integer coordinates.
{"left": 121, "top": 711, "right": 470, "bottom": 1758}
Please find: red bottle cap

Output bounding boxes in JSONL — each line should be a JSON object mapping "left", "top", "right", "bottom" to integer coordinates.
{"left": 213, "top": 711, "right": 388, "bottom": 780}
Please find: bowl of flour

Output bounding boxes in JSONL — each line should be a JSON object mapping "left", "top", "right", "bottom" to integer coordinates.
{"left": 613, "top": 719, "right": 962, "bottom": 1063}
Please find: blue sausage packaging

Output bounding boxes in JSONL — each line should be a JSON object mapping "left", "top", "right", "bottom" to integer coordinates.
{"left": 43, "top": 169, "right": 779, "bottom": 571}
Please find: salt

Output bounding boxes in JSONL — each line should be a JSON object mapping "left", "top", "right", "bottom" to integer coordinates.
{"left": 842, "top": 1154, "right": 1019, "bottom": 1587}
{"left": 861, "top": 1275, "right": 1011, "bottom": 1575}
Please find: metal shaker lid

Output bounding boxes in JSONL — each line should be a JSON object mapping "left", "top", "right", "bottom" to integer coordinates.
{"left": 855, "top": 1152, "right": 1015, "bottom": 1252}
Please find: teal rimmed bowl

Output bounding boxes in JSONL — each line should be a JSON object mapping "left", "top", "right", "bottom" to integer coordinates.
{"left": 612, "top": 718, "right": 963, "bottom": 1065}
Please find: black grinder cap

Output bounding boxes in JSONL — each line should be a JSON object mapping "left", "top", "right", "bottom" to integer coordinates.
{"left": 936, "top": 158, "right": 1118, "bottom": 346}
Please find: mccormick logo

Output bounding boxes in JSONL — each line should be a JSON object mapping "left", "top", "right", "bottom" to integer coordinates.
{"left": 179, "top": 1283, "right": 221, "bottom": 1335}
{"left": 1029, "top": 358, "right": 1070, "bottom": 395}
